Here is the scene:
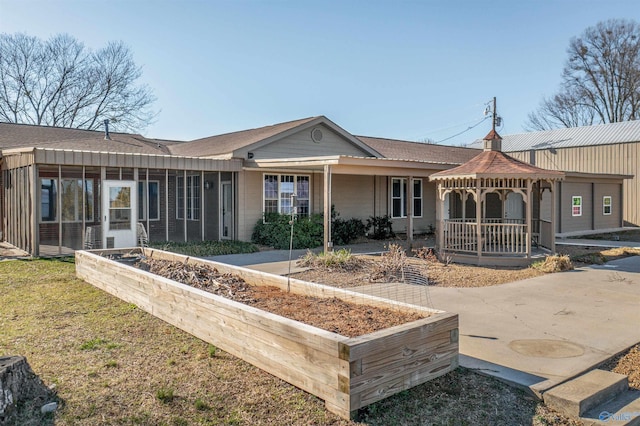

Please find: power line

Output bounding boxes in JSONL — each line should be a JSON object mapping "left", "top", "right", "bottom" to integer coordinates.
{"left": 435, "top": 116, "right": 491, "bottom": 144}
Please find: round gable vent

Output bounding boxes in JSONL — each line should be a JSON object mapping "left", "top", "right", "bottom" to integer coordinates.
{"left": 311, "top": 127, "right": 323, "bottom": 143}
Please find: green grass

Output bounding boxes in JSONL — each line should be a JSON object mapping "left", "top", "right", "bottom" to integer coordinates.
{"left": 148, "top": 240, "right": 258, "bottom": 257}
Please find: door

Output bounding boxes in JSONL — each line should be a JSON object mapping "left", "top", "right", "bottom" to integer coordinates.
{"left": 102, "top": 180, "right": 137, "bottom": 248}
{"left": 221, "top": 181, "right": 233, "bottom": 239}
{"left": 505, "top": 192, "right": 524, "bottom": 221}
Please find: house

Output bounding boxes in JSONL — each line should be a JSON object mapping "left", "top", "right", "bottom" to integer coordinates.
{"left": 0, "top": 116, "right": 632, "bottom": 262}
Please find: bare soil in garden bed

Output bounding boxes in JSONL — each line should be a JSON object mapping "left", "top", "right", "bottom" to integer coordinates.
{"left": 135, "top": 257, "right": 425, "bottom": 337}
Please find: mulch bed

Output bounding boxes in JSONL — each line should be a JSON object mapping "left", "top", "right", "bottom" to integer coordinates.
{"left": 135, "top": 257, "right": 425, "bottom": 338}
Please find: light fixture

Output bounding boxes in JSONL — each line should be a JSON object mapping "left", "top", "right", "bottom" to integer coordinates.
{"left": 204, "top": 181, "right": 212, "bottom": 190}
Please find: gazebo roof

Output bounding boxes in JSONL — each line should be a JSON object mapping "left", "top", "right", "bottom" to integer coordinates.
{"left": 429, "top": 149, "right": 565, "bottom": 181}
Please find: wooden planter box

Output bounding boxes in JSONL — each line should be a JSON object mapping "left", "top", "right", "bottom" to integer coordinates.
{"left": 75, "top": 248, "right": 458, "bottom": 419}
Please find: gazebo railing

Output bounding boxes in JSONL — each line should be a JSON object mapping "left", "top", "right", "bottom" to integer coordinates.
{"left": 442, "top": 219, "right": 528, "bottom": 255}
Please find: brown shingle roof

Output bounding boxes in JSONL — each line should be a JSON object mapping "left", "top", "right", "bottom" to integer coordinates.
{"left": 169, "top": 117, "right": 320, "bottom": 157}
{"left": 430, "top": 150, "right": 565, "bottom": 180}
{"left": 356, "top": 136, "right": 481, "bottom": 164}
{"left": 0, "top": 122, "right": 175, "bottom": 155}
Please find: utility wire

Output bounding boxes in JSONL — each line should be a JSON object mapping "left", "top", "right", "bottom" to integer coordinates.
{"left": 435, "top": 116, "right": 491, "bottom": 144}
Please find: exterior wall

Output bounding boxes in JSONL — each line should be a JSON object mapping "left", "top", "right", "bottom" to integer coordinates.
{"left": 331, "top": 175, "right": 376, "bottom": 220}
{"left": 593, "top": 183, "right": 622, "bottom": 230}
{"left": 510, "top": 142, "right": 639, "bottom": 226}
{"left": 237, "top": 170, "right": 264, "bottom": 241}
{"left": 204, "top": 172, "right": 220, "bottom": 240}
{"left": 559, "top": 182, "right": 593, "bottom": 233}
{"left": 244, "top": 124, "right": 372, "bottom": 160}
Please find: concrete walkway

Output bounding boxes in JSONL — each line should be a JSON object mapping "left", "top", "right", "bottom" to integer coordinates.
{"left": 418, "top": 257, "right": 639, "bottom": 395}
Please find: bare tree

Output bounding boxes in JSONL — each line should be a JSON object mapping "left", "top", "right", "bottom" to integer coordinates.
{"left": 0, "top": 33, "right": 156, "bottom": 132}
{"left": 526, "top": 19, "right": 640, "bottom": 130}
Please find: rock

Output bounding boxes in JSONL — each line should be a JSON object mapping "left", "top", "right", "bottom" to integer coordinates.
{"left": 41, "top": 402, "right": 58, "bottom": 413}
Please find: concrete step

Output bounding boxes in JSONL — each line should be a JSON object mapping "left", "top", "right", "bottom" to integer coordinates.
{"left": 543, "top": 369, "right": 628, "bottom": 418}
{"left": 581, "top": 390, "right": 640, "bottom": 426}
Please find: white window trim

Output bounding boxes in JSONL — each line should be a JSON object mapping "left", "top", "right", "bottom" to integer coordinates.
{"left": 139, "top": 180, "right": 161, "bottom": 221}
{"left": 571, "top": 195, "right": 582, "bottom": 217}
{"left": 391, "top": 177, "right": 423, "bottom": 219}
{"left": 603, "top": 195, "right": 612, "bottom": 216}
{"left": 176, "top": 175, "right": 201, "bottom": 221}
{"left": 262, "top": 173, "right": 311, "bottom": 217}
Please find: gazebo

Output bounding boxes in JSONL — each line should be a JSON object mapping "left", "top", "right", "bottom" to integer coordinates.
{"left": 429, "top": 130, "right": 565, "bottom": 266}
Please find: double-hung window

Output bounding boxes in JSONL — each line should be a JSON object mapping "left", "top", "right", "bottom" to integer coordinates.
{"left": 263, "top": 174, "right": 310, "bottom": 216}
{"left": 391, "top": 178, "right": 422, "bottom": 218}
{"left": 603, "top": 196, "right": 612, "bottom": 215}
{"left": 139, "top": 181, "right": 160, "bottom": 220}
{"left": 176, "top": 175, "right": 201, "bottom": 220}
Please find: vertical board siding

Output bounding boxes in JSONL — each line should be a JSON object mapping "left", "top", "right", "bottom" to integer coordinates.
{"left": 511, "top": 142, "right": 640, "bottom": 226}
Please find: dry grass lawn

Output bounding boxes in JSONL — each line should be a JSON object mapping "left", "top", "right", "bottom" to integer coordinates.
{"left": 1, "top": 257, "right": 581, "bottom": 425}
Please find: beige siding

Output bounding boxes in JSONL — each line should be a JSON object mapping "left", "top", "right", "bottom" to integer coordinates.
{"left": 559, "top": 182, "right": 592, "bottom": 233}
{"left": 237, "top": 171, "right": 263, "bottom": 241}
{"left": 246, "top": 124, "right": 372, "bottom": 160}
{"left": 331, "top": 175, "right": 376, "bottom": 220}
{"left": 594, "top": 183, "right": 622, "bottom": 229}
{"left": 511, "top": 142, "right": 640, "bottom": 226}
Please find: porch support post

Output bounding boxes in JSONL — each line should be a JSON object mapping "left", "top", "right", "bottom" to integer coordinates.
{"left": 57, "top": 164, "right": 62, "bottom": 255}
{"left": 526, "top": 179, "right": 533, "bottom": 259}
{"left": 550, "top": 180, "right": 557, "bottom": 254}
{"left": 476, "top": 180, "right": 482, "bottom": 261}
{"left": 437, "top": 186, "right": 445, "bottom": 252}
{"left": 183, "top": 170, "right": 187, "bottom": 242}
{"left": 165, "top": 169, "right": 169, "bottom": 242}
{"left": 101, "top": 167, "right": 106, "bottom": 249}
{"left": 30, "top": 164, "right": 38, "bottom": 256}
{"left": 407, "top": 176, "right": 414, "bottom": 248}
{"left": 323, "top": 165, "right": 332, "bottom": 253}
{"left": 201, "top": 170, "right": 205, "bottom": 241}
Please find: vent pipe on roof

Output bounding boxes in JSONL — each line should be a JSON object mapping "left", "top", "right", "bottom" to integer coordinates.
{"left": 103, "top": 119, "right": 111, "bottom": 140}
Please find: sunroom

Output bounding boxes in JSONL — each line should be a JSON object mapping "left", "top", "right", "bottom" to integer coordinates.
{"left": 2, "top": 147, "right": 242, "bottom": 256}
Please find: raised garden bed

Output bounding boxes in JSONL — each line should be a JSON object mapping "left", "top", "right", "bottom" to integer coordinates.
{"left": 75, "top": 247, "right": 458, "bottom": 419}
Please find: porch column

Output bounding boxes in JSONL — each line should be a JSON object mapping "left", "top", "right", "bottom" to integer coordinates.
{"left": 183, "top": 170, "right": 187, "bottom": 242}
{"left": 526, "top": 180, "right": 533, "bottom": 260}
{"left": 476, "top": 181, "right": 482, "bottom": 261}
{"left": 437, "top": 187, "right": 445, "bottom": 252}
{"left": 550, "top": 180, "right": 557, "bottom": 253}
{"left": 30, "top": 164, "right": 38, "bottom": 256}
{"left": 407, "top": 176, "right": 414, "bottom": 248}
{"left": 323, "top": 165, "right": 332, "bottom": 253}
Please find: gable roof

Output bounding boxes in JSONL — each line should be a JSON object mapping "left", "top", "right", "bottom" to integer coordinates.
{"left": 357, "top": 136, "right": 480, "bottom": 165}
{"left": 468, "top": 120, "right": 640, "bottom": 152}
{"left": 430, "top": 150, "right": 564, "bottom": 180}
{"left": 0, "top": 122, "right": 178, "bottom": 155}
{"left": 169, "top": 116, "right": 381, "bottom": 158}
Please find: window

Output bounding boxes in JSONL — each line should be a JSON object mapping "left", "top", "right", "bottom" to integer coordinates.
{"left": 603, "top": 196, "right": 612, "bottom": 215}
{"left": 41, "top": 178, "right": 93, "bottom": 222}
{"left": 572, "top": 196, "right": 582, "bottom": 217}
{"left": 391, "top": 178, "right": 422, "bottom": 218}
{"left": 263, "top": 174, "right": 310, "bottom": 216}
{"left": 176, "top": 175, "right": 201, "bottom": 220}
{"left": 138, "top": 181, "right": 160, "bottom": 220}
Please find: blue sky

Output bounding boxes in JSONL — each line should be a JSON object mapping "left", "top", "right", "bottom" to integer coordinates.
{"left": 1, "top": 0, "right": 639, "bottom": 144}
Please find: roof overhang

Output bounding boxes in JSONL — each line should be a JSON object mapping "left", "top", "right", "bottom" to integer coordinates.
{"left": 430, "top": 171, "right": 565, "bottom": 181}
{"left": 244, "top": 155, "right": 461, "bottom": 177}
{"left": 0, "top": 147, "right": 243, "bottom": 172}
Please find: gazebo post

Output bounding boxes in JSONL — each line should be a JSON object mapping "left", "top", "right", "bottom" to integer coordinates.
{"left": 526, "top": 180, "right": 533, "bottom": 260}
{"left": 476, "top": 181, "right": 482, "bottom": 262}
